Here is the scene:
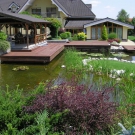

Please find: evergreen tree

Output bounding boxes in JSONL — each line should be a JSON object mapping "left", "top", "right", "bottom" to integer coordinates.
{"left": 117, "top": 9, "right": 129, "bottom": 23}
{"left": 101, "top": 25, "right": 108, "bottom": 40}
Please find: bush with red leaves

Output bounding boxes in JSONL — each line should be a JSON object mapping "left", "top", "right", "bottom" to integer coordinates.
{"left": 108, "top": 38, "right": 121, "bottom": 43}
{"left": 24, "top": 81, "right": 119, "bottom": 134}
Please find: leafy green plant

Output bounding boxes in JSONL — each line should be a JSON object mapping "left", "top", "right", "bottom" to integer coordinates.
{"left": 77, "top": 32, "right": 87, "bottom": 40}
{"left": 72, "top": 34, "right": 78, "bottom": 40}
{"left": 101, "top": 25, "right": 108, "bottom": 40}
{"left": 65, "top": 32, "right": 71, "bottom": 38}
{"left": 60, "top": 32, "right": 68, "bottom": 39}
{"left": 0, "top": 31, "right": 7, "bottom": 40}
{"left": 0, "top": 40, "right": 10, "bottom": 52}
{"left": 36, "top": 110, "right": 49, "bottom": 135}
{"left": 108, "top": 32, "right": 117, "bottom": 39}
{"left": 46, "top": 18, "right": 62, "bottom": 38}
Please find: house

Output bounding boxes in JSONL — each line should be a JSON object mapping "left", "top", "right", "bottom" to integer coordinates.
{"left": 0, "top": 0, "right": 134, "bottom": 41}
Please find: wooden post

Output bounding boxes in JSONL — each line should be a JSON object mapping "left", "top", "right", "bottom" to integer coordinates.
{"left": 44, "top": 24, "right": 46, "bottom": 39}
{"left": 33, "top": 23, "right": 37, "bottom": 44}
{"left": 25, "top": 23, "right": 29, "bottom": 48}
{"left": 9, "top": 25, "right": 11, "bottom": 36}
{"left": 40, "top": 23, "right": 42, "bottom": 34}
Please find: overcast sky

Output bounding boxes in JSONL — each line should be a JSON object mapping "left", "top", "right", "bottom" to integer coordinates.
{"left": 82, "top": 0, "right": 135, "bottom": 19}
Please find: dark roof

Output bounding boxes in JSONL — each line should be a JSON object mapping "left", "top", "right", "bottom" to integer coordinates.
{"left": 0, "top": 11, "right": 50, "bottom": 23}
{"left": 53, "top": 0, "right": 95, "bottom": 18}
{"left": 0, "top": 0, "right": 27, "bottom": 13}
{"left": 65, "top": 19, "right": 99, "bottom": 29}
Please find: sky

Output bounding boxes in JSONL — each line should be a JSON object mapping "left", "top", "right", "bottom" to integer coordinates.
{"left": 82, "top": 0, "right": 135, "bottom": 19}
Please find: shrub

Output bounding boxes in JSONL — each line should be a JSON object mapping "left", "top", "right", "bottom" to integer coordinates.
{"left": 60, "top": 32, "right": 68, "bottom": 39}
{"left": 0, "top": 40, "right": 10, "bottom": 51}
{"left": 108, "top": 32, "right": 117, "bottom": 39}
{"left": 24, "top": 81, "right": 118, "bottom": 134}
{"left": 108, "top": 38, "right": 121, "bottom": 43}
{"left": 114, "top": 38, "right": 121, "bottom": 43}
{"left": 72, "top": 34, "right": 78, "bottom": 40}
{"left": 65, "top": 32, "right": 71, "bottom": 38}
{"left": 0, "top": 31, "right": 7, "bottom": 40}
{"left": 46, "top": 18, "right": 62, "bottom": 38}
{"left": 101, "top": 25, "right": 108, "bottom": 40}
{"left": 77, "top": 32, "right": 87, "bottom": 40}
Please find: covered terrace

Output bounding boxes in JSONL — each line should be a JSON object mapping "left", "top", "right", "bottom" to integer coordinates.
{"left": 0, "top": 11, "right": 51, "bottom": 49}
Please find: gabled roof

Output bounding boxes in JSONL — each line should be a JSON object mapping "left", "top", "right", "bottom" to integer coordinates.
{"left": 52, "top": 0, "right": 95, "bottom": 18}
{"left": 0, "top": 0, "right": 27, "bottom": 13}
{"left": 0, "top": 11, "right": 50, "bottom": 24}
{"left": 84, "top": 17, "right": 134, "bottom": 29}
{"left": 65, "top": 20, "right": 98, "bottom": 29}
{"left": 65, "top": 18, "right": 134, "bottom": 29}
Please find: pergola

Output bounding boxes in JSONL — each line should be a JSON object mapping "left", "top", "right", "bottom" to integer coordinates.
{"left": 0, "top": 11, "right": 51, "bottom": 48}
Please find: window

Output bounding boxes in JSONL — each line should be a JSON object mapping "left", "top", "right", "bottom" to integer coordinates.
{"left": 46, "top": 7, "right": 56, "bottom": 17}
{"left": 32, "top": 8, "right": 41, "bottom": 15}
{"left": 8, "top": 2, "right": 20, "bottom": 13}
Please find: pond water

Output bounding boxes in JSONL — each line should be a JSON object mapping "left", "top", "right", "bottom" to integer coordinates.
{"left": 0, "top": 51, "right": 135, "bottom": 91}
{"left": 0, "top": 52, "right": 64, "bottom": 91}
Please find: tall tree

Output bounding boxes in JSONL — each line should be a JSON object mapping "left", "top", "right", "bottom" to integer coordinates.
{"left": 101, "top": 25, "right": 108, "bottom": 40}
{"left": 117, "top": 9, "right": 129, "bottom": 23}
{"left": 131, "top": 17, "right": 135, "bottom": 34}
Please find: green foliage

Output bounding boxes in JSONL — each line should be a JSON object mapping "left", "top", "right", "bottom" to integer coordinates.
{"left": 128, "top": 36, "right": 135, "bottom": 41}
{"left": 108, "top": 32, "right": 117, "bottom": 39}
{"left": 0, "top": 40, "right": 10, "bottom": 52}
{"left": 65, "top": 32, "right": 71, "bottom": 38}
{"left": 36, "top": 110, "right": 49, "bottom": 135}
{"left": 60, "top": 32, "right": 71, "bottom": 39}
{"left": 72, "top": 34, "right": 78, "bottom": 40}
{"left": 77, "top": 32, "right": 87, "bottom": 40}
{"left": 0, "top": 31, "right": 7, "bottom": 40}
{"left": 117, "top": 9, "right": 129, "bottom": 23}
{"left": 64, "top": 48, "right": 83, "bottom": 70}
{"left": 101, "top": 25, "right": 108, "bottom": 40}
{"left": 20, "top": 11, "right": 43, "bottom": 19}
{"left": 46, "top": 18, "right": 62, "bottom": 38}
{"left": 60, "top": 32, "right": 68, "bottom": 39}
{"left": 0, "top": 83, "right": 47, "bottom": 134}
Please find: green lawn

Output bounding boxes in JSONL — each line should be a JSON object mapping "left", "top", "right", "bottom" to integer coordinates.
{"left": 128, "top": 36, "right": 135, "bottom": 41}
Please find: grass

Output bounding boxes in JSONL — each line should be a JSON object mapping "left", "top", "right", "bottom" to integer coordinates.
{"left": 128, "top": 36, "right": 135, "bottom": 41}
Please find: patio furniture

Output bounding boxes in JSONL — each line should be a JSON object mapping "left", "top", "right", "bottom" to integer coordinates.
{"left": 15, "top": 32, "right": 25, "bottom": 44}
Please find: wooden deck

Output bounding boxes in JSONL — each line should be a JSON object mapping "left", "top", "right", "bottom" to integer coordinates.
{"left": 0, "top": 43, "right": 64, "bottom": 63}
{"left": 65, "top": 41, "right": 110, "bottom": 51}
{"left": 0, "top": 40, "right": 110, "bottom": 63}
{"left": 123, "top": 45, "right": 135, "bottom": 51}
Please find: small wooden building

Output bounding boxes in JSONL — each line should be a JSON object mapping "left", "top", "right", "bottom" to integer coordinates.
{"left": 0, "top": 11, "right": 51, "bottom": 48}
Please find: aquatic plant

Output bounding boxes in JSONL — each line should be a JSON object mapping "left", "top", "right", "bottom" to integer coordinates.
{"left": 12, "top": 66, "right": 29, "bottom": 71}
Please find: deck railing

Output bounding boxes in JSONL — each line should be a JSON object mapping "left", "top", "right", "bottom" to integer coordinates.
{"left": 35, "top": 34, "right": 46, "bottom": 44}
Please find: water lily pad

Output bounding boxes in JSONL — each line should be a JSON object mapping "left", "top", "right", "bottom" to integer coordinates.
{"left": 12, "top": 66, "right": 29, "bottom": 71}
{"left": 112, "top": 53, "right": 129, "bottom": 57}
{"left": 87, "top": 53, "right": 104, "bottom": 57}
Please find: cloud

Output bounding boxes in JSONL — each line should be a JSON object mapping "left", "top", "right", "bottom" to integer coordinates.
{"left": 89, "top": 0, "right": 101, "bottom": 6}
{"left": 105, "top": 5, "right": 115, "bottom": 12}
{"left": 82, "top": 0, "right": 101, "bottom": 7}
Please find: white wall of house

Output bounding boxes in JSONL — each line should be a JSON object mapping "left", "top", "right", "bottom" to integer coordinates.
{"left": 123, "top": 26, "right": 128, "bottom": 40}
{"left": 86, "top": 27, "right": 91, "bottom": 40}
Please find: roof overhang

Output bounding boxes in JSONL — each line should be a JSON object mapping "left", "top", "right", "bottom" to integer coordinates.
{"left": 84, "top": 17, "right": 134, "bottom": 29}
{"left": 0, "top": 11, "right": 50, "bottom": 24}
{"left": 19, "top": 0, "right": 35, "bottom": 13}
{"left": 51, "top": 0, "right": 69, "bottom": 17}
